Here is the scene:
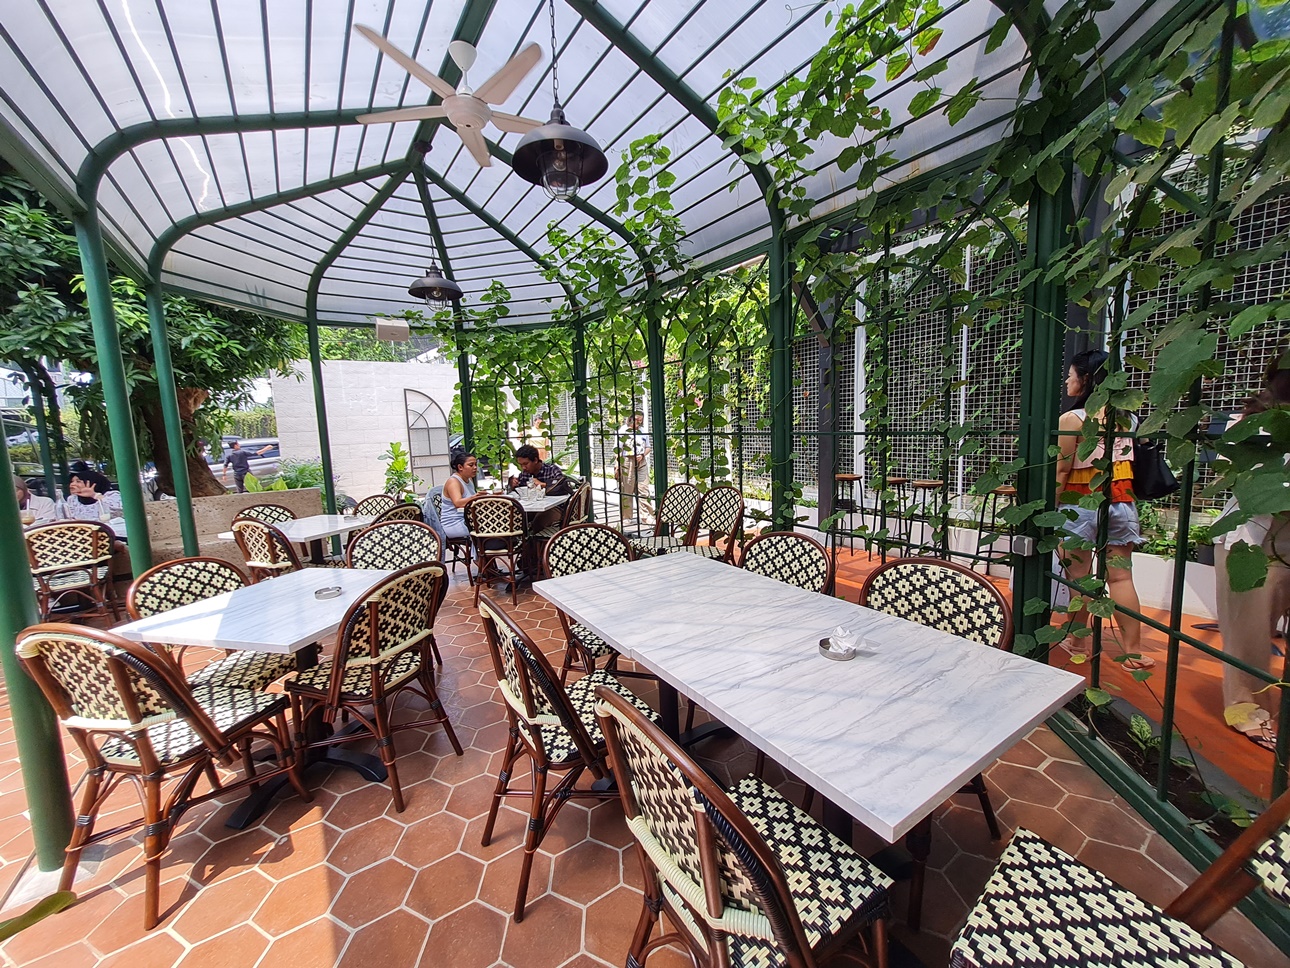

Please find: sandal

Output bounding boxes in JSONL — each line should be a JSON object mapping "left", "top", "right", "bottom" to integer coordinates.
{"left": 1121, "top": 654, "right": 1156, "bottom": 670}
{"left": 1233, "top": 724, "right": 1279, "bottom": 752}
{"left": 1056, "top": 636, "right": 1090, "bottom": 660}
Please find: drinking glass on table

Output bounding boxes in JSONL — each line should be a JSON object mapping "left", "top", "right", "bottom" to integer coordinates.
{"left": 19, "top": 509, "right": 36, "bottom": 528}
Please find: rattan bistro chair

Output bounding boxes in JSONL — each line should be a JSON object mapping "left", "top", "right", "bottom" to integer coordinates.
{"left": 372, "top": 502, "right": 424, "bottom": 524}
{"left": 430, "top": 486, "right": 473, "bottom": 581}
{"left": 26, "top": 521, "right": 120, "bottom": 620}
{"left": 531, "top": 480, "right": 593, "bottom": 544}
{"left": 952, "top": 784, "right": 1290, "bottom": 967}
{"left": 740, "top": 531, "right": 834, "bottom": 594}
{"left": 235, "top": 503, "right": 296, "bottom": 525}
{"left": 630, "top": 482, "right": 700, "bottom": 558}
{"left": 16, "top": 624, "right": 309, "bottom": 930}
{"left": 346, "top": 519, "right": 446, "bottom": 665}
{"left": 465, "top": 493, "right": 526, "bottom": 606}
{"left": 675, "top": 485, "right": 744, "bottom": 563}
{"left": 285, "top": 563, "right": 462, "bottom": 812}
{"left": 594, "top": 686, "right": 892, "bottom": 968}
{"left": 543, "top": 523, "right": 634, "bottom": 682}
{"left": 477, "top": 591, "right": 657, "bottom": 921}
{"left": 126, "top": 557, "right": 295, "bottom": 692}
{"left": 353, "top": 493, "right": 398, "bottom": 517}
{"left": 232, "top": 517, "right": 305, "bottom": 582}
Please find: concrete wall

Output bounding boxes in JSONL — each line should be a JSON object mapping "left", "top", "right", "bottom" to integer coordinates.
{"left": 272, "top": 360, "right": 458, "bottom": 501}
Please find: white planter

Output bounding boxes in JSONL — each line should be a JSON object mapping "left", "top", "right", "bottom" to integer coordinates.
{"left": 1132, "top": 553, "right": 1217, "bottom": 620}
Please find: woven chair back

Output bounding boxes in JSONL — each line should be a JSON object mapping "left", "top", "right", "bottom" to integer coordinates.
{"left": 373, "top": 502, "right": 424, "bottom": 524}
{"left": 740, "top": 532, "right": 833, "bottom": 594}
{"left": 595, "top": 688, "right": 801, "bottom": 959}
{"left": 25, "top": 521, "right": 113, "bottom": 571}
{"left": 858, "top": 556, "right": 1012, "bottom": 649}
{"left": 236, "top": 503, "right": 296, "bottom": 525}
{"left": 544, "top": 523, "right": 632, "bottom": 579}
{"left": 464, "top": 494, "right": 525, "bottom": 538}
{"left": 348, "top": 520, "right": 442, "bottom": 570}
{"left": 334, "top": 563, "right": 443, "bottom": 672}
{"left": 655, "top": 483, "right": 700, "bottom": 538}
{"left": 696, "top": 486, "right": 744, "bottom": 537}
{"left": 354, "top": 494, "right": 398, "bottom": 517}
{"left": 563, "top": 482, "right": 592, "bottom": 526}
{"left": 127, "top": 557, "right": 249, "bottom": 620}
{"left": 232, "top": 518, "right": 302, "bottom": 576}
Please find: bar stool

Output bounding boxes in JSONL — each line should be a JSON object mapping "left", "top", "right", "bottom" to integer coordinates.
{"left": 869, "top": 476, "right": 910, "bottom": 559}
{"left": 908, "top": 480, "right": 945, "bottom": 554}
{"left": 832, "top": 473, "right": 862, "bottom": 554}
{"left": 973, "top": 484, "right": 1016, "bottom": 571}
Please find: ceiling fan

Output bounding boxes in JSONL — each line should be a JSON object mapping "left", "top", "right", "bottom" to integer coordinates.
{"left": 354, "top": 25, "right": 544, "bottom": 168}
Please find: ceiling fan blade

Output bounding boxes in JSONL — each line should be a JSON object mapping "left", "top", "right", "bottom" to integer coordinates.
{"left": 490, "top": 111, "right": 542, "bottom": 134}
{"left": 473, "top": 42, "right": 542, "bottom": 105}
{"left": 457, "top": 125, "right": 494, "bottom": 167}
{"left": 354, "top": 24, "right": 457, "bottom": 101}
{"left": 356, "top": 105, "right": 448, "bottom": 125}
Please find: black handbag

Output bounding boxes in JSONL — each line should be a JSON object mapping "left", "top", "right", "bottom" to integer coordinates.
{"left": 1133, "top": 437, "right": 1179, "bottom": 500}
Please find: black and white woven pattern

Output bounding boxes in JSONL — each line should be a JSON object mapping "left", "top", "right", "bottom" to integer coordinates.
{"left": 570, "top": 623, "right": 616, "bottom": 660}
{"left": 673, "top": 544, "right": 729, "bottom": 560}
{"left": 99, "top": 684, "right": 287, "bottom": 766}
{"left": 726, "top": 777, "right": 892, "bottom": 968}
{"left": 465, "top": 495, "right": 525, "bottom": 540}
{"left": 26, "top": 521, "right": 113, "bottom": 572}
{"left": 741, "top": 533, "right": 831, "bottom": 593}
{"left": 373, "top": 503, "right": 424, "bottom": 524}
{"left": 695, "top": 486, "right": 743, "bottom": 537}
{"left": 232, "top": 519, "right": 302, "bottom": 576}
{"left": 864, "top": 561, "right": 1006, "bottom": 648}
{"left": 656, "top": 483, "right": 700, "bottom": 537}
{"left": 290, "top": 647, "right": 422, "bottom": 697}
{"left": 34, "top": 566, "right": 110, "bottom": 593}
{"left": 348, "top": 521, "right": 442, "bottom": 570}
{"left": 950, "top": 828, "right": 1241, "bottom": 968}
{"left": 130, "top": 558, "right": 247, "bottom": 618}
{"left": 354, "top": 494, "right": 397, "bottom": 516}
{"left": 190, "top": 650, "right": 296, "bottom": 691}
{"left": 546, "top": 525, "right": 631, "bottom": 578}
{"left": 630, "top": 534, "right": 684, "bottom": 557}
{"left": 237, "top": 503, "right": 296, "bottom": 525}
{"left": 19, "top": 630, "right": 171, "bottom": 724}
{"left": 1251, "top": 823, "right": 1290, "bottom": 907}
{"left": 538, "top": 669, "right": 657, "bottom": 764}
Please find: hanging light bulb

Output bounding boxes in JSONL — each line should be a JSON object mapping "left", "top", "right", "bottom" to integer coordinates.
{"left": 511, "top": 0, "right": 608, "bottom": 201}
{"left": 408, "top": 260, "right": 463, "bottom": 308}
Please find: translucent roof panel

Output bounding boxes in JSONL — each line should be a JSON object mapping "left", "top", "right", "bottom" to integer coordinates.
{"left": 0, "top": 0, "right": 1187, "bottom": 327}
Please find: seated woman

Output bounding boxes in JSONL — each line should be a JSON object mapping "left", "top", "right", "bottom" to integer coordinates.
{"left": 439, "top": 448, "right": 478, "bottom": 553}
{"left": 14, "top": 475, "right": 57, "bottom": 525}
{"left": 63, "top": 466, "right": 123, "bottom": 522}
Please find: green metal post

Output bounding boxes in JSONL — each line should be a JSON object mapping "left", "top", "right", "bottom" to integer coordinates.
{"left": 768, "top": 230, "right": 795, "bottom": 531}
{"left": 1012, "top": 155, "right": 1070, "bottom": 647}
{"left": 72, "top": 210, "right": 152, "bottom": 575}
{"left": 305, "top": 319, "right": 338, "bottom": 515}
{"left": 0, "top": 429, "right": 73, "bottom": 870}
{"left": 572, "top": 316, "right": 593, "bottom": 483}
{"left": 645, "top": 296, "right": 668, "bottom": 497}
{"left": 145, "top": 284, "right": 199, "bottom": 556}
{"left": 18, "top": 363, "right": 58, "bottom": 497}
{"left": 455, "top": 321, "right": 474, "bottom": 451}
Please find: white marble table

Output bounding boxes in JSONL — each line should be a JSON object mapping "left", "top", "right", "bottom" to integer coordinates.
{"left": 511, "top": 493, "right": 569, "bottom": 514}
{"left": 115, "top": 567, "right": 395, "bottom": 654}
{"left": 275, "top": 513, "right": 376, "bottom": 544}
{"left": 535, "top": 552, "right": 1083, "bottom": 844}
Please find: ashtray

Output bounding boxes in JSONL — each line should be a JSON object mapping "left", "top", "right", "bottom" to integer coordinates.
{"left": 314, "top": 586, "right": 343, "bottom": 600}
{"left": 819, "top": 637, "right": 858, "bottom": 661}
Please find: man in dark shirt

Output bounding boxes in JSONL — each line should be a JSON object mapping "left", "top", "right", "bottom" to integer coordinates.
{"left": 508, "top": 444, "right": 564, "bottom": 491}
{"left": 222, "top": 441, "right": 271, "bottom": 492}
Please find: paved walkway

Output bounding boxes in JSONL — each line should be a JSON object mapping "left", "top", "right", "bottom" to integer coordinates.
{"left": 0, "top": 570, "right": 1283, "bottom": 967}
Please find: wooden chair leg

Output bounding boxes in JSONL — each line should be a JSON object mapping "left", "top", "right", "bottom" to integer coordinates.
{"left": 274, "top": 713, "right": 312, "bottom": 803}
{"left": 872, "top": 916, "right": 889, "bottom": 968}
{"left": 141, "top": 776, "right": 168, "bottom": 930}
{"left": 419, "top": 667, "right": 464, "bottom": 756}
{"left": 966, "top": 772, "right": 1001, "bottom": 840}
{"left": 427, "top": 632, "right": 444, "bottom": 667}
{"left": 513, "top": 758, "right": 548, "bottom": 922}
{"left": 481, "top": 727, "right": 522, "bottom": 847}
{"left": 626, "top": 885, "right": 661, "bottom": 968}
{"left": 370, "top": 699, "right": 404, "bottom": 813}
{"left": 59, "top": 769, "right": 104, "bottom": 892}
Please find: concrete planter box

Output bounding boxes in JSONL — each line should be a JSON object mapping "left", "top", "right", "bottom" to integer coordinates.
{"left": 144, "top": 487, "right": 326, "bottom": 566}
{"left": 1133, "top": 552, "right": 1217, "bottom": 620}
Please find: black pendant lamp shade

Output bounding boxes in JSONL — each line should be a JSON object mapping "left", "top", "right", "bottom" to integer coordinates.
{"left": 512, "top": 103, "right": 608, "bottom": 201}
{"left": 511, "top": 0, "right": 608, "bottom": 201}
{"left": 408, "top": 260, "right": 463, "bottom": 308}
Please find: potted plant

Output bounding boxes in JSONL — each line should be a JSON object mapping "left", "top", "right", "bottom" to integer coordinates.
{"left": 1190, "top": 522, "right": 1216, "bottom": 566}
{"left": 380, "top": 442, "right": 421, "bottom": 503}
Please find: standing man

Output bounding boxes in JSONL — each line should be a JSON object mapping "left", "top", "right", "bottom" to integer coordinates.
{"left": 616, "top": 410, "right": 654, "bottom": 525}
{"left": 221, "top": 440, "right": 271, "bottom": 493}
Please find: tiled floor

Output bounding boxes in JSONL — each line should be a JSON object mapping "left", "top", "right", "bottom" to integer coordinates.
{"left": 0, "top": 570, "right": 1286, "bottom": 968}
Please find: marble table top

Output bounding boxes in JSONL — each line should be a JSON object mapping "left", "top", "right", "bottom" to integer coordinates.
{"left": 510, "top": 493, "right": 569, "bottom": 514}
{"left": 115, "top": 567, "right": 396, "bottom": 654}
{"left": 535, "top": 553, "right": 1083, "bottom": 841}
{"left": 275, "top": 514, "right": 376, "bottom": 543}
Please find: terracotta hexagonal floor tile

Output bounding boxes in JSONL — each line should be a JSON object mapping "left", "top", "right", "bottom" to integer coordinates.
{"left": 259, "top": 820, "right": 341, "bottom": 882}
{"left": 462, "top": 807, "right": 529, "bottom": 860}
{"left": 175, "top": 923, "right": 268, "bottom": 968}
{"left": 388, "top": 778, "right": 453, "bottom": 825}
{"left": 583, "top": 886, "right": 647, "bottom": 965}
{"left": 430, "top": 747, "right": 492, "bottom": 786}
{"left": 984, "top": 762, "right": 1065, "bottom": 808}
{"left": 537, "top": 804, "right": 590, "bottom": 857}
{"left": 23, "top": 940, "right": 99, "bottom": 968}
{"left": 331, "top": 858, "right": 416, "bottom": 928}
{"left": 397, "top": 811, "right": 468, "bottom": 869}
{"left": 994, "top": 800, "right": 1086, "bottom": 858}
{"left": 417, "top": 901, "right": 506, "bottom": 968}
{"left": 87, "top": 877, "right": 199, "bottom": 954}
{"left": 1025, "top": 724, "right": 1081, "bottom": 762}
{"left": 192, "top": 826, "right": 278, "bottom": 885}
{"left": 932, "top": 802, "right": 1007, "bottom": 860}
{"left": 405, "top": 851, "right": 485, "bottom": 920}
{"left": 338, "top": 908, "right": 430, "bottom": 968}
{"left": 445, "top": 774, "right": 501, "bottom": 821}
{"left": 550, "top": 840, "right": 621, "bottom": 905}
{"left": 586, "top": 802, "right": 632, "bottom": 849}
{"left": 327, "top": 816, "right": 403, "bottom": 874}
{"left": 1076, "top": 839, "right": 1185, "bottom": 908}
{"left": 997, "top": 738, "right": 1049, "bottom": 768}
{"left": 499, "top": 893, "right": 584, "bottom": 968}
{"left": 0, "top": 884, "right": 121, "bottom": 965}
{"left": 1041, "top": 757, "right": 1119, "bottom": 801}
{"left": 255, "top": 866, "right": 347, "bottom": 937}
{"left": 479, "top": 844, "right": 554, "bottom": 914}
{"left": 94, "top": 930, "right": 185, "bottom": 968}
{"left": 172, "top": 868, "right": 274, "bottom": 944}
{"left": 261, "top": 787, "right": 339, "bottom": 836}
{"left": 1056, "top": 794, "right": 1151, "bottom": 850}
{"left": 259, "top": 917, "right": 351, "bottom": 968}
{"left": 326, "top": 782, "right": 400, "bottom": 831}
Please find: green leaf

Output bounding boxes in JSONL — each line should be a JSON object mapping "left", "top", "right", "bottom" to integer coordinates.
{"left": 914, "top": 57, "right": 949, "bottom": 81}
{"left": 1190, "top": 102, "right": 1242, "bottom": 155}
{"left": 1225, "top": 540, "right": 1269, "bottom": 593}
{"left": 1229, "top": 304, "right": 1273, "bottom": 340}
{"left": 886, "top": 52, "right": 911, "bottom": 82}
{"left": 1036, "top": 156, "right": 1065, "bottom": 195}
{"left": 1085, "top": 687, "right": 1113, "bottom": 707}
{"left": 1148, "top": 330, "right": 1218, "bottom": 406}
{"left": 908, "top": 87, "right": 942, "bottom": 117}
{"left": 984, "top": 15, "right": 1012, "bottom": 54}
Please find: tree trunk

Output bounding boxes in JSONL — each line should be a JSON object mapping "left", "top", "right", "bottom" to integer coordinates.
{"left": 140, "top": 388, "right": 227, "bottom": 497}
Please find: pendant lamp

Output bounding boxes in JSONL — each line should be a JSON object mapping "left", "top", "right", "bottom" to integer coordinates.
{"left": 511, "top": 0, "right": 608, "bottom": 200}
{"left": 408, "top": 260, "right": 463, "bottom": 308}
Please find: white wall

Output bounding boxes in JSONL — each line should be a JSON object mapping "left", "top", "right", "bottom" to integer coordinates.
{"left": 272, "top": 360, "right": 458, "bottom": 500}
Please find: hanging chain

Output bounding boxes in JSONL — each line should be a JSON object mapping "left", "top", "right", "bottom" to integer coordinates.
{"left": 547, "top": 0, "right": 561, "bottom": 107}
